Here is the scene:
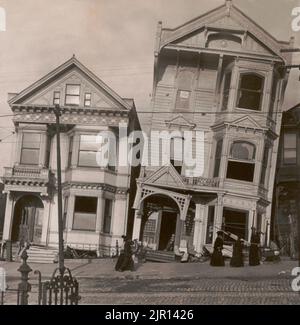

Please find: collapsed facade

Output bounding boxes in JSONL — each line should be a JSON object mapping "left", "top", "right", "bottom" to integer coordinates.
{"left": 131, "top": 0, "right": 292, "bottom": 255}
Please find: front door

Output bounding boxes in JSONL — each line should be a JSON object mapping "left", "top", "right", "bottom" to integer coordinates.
{"left": 158, "top": 211, "right": 177, "bottom": 250}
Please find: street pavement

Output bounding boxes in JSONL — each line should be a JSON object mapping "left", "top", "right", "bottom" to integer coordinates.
{"left": 1, "top": 257, "right": 300, "bottom": 305}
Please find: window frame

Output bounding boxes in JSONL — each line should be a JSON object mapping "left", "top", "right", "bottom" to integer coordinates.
{"left": 20, "top": 132, "right": 41, "bottom": 166}
{"left": 175, "top": 69, "right": 195, "bottom": 110}
{"left": 53, "top": 91, "right": 61, "bottom": 105}
{"left": 78, "top": 134, "right": 100, "bottom": 168}
{"left": 84, "top": 92, "right": 91, "bottom": 107}
{"left": 283, "top": 132, "right": 297, "bottom": 165}
{"left": 65, "top": 84, "right": 80, "bottom": 106}
{"left": 226, "top": 141, "right": 256, "bottom": 182}
{"left": 236, "top": 72, "right": 265, "bottom": 111}
{"left": 72, "top": 196, "right": 97, "bottom": 231}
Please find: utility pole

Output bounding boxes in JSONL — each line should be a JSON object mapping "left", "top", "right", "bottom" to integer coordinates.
{"left": 53, "top": 104, "right": 65, "bottom": 275}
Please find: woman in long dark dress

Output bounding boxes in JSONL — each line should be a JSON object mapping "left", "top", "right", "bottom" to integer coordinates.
{"left": 230, "top": 237, "right": 244, "bottom": 267}
{"left": 210, "top": 231, "right": 225, "bottom": 266}
{"left": 115, "top": 235, "right": 127, "bottom": 271}
{"left": 118, "top": 237, "right": 134, "bottom": 272}
{"left": 249, "top": 229, "right": 260, "bottom": 266}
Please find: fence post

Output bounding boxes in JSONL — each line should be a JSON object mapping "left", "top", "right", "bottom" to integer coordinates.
{"left": 17, "top": 249, "right": 32, "bottom": 305}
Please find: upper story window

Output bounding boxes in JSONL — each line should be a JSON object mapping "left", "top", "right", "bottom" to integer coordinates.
{"left": 175, "top": 70, "right": 194, "bottom": 109}
{"left": 260, "top": 145, "right": 270, "bottom": 186}
{"left": 170, "top": 137, "right": 184, "bottom": 175}
{"left": 20, "top": 133, "right": 41, "bottom": 165}
{"left": 283, "top": 132, "right": 297, "bottom": 165}
{"left": 213, "top": 139, "right": 223, "bottom": 177}
{"left": 84, "top": 93, "right": 91, "bottom": 107}
{"left": 53, "top": 91, "right": 60, "bottom": 105}
{"left": 65, "top": 84, "right": 80, "bottom": 106}
{"left": 237, "top": 73, "right": 264, "bottom": 111}
{"left": 226, "top": 141, "right": 256, "bottom": 182}
{"left": 221, "top": 72, "right": 232, "bottom": 111}
{"left": 78, "top": 134, "right": 99, "bottom": 167}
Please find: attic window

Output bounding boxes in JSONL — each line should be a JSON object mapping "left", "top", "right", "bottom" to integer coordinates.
{"left": 65, "top": 84, "right": 80, "bottom": 105}
{"left": 237, "top": 73, "right": 264, "bottom": 111}
{"left": 84, "top": 93, "right": 91, "bottom": 107}
{"left": 53, "top": 91, "right": 60, "bottom": 105}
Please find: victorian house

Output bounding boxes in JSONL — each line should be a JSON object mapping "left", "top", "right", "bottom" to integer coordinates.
{"left": 2, "top": 56, "right": 139, "bottom": 258}
{"left": 131, "top": 0, "right": 292, "bottom": 258}
{"left": 273, "top": 104, "right": 300, "bottom": 259}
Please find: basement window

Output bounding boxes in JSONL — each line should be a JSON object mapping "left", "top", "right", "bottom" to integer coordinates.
{"left": 226, "top": 141, "right": 256, "bottom": 182}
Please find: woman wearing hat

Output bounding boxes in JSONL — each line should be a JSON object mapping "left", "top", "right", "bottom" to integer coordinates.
{"left": 210, "top": 231, "right": 225, "bottom": 266}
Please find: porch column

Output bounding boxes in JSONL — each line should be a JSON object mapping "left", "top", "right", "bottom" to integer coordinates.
{"left": 193, "top": 203, "right": 206, "bottom": 253}
{"left": 213, "top": 194, "right": 224, "bottom": 243}
{"left": 174, "top": 214, "right": 183, "bottom": 248}
{"left": 132, "top": 209, "right": 142, "bottom": 241}
{"left": 66, "top": 195, "right": 75, "bottom": 231}
{"left": 41, "top": 199, "right": 51, "bottom": 245}
{"left": 2, "top": 193, "right": 14, "bottom": 240}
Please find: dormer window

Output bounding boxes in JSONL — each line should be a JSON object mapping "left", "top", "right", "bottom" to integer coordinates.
{"left": 84, "top": 93, "right": 91, "bottom": 107}
{"left": 237, "top": 73, "right": 264, "bottom": 111}
{"left": 65, "top": 84, "right": 80, "bottom": 105}
{"left": 53, "top": 91, "right": 60, "bottom": 105}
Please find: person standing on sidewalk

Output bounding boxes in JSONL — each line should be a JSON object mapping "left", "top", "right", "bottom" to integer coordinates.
{"left": 230, "top": 237, "right": 244, "bottom": 267}
{"left": 249, "top": 228, "right": 260, "bottom": 266}
{"left": 210, "top": 231, "right": 225, "bottom": 266}
{"left": 116, "top": 236, "right": 134, "bottom": 272}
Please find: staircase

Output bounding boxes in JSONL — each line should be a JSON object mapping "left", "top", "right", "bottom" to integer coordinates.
{"left": 145, "top": 250, "right": 176, "bottom": 263}
{"left": 26, "top": 245, "right": 58, "bottom": 264}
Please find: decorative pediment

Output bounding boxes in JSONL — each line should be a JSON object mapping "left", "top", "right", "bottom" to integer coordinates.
{"left": 165, "top": 114, "right": 196, "bottom": 129}
{"left": 159, "top": 1, "right": 291, "bottom": 62}
{"left": 143, "top": 165, "right": 186, "bottom": 189}
{"left": 230, "top": 115, "right": 263, "bottom": 129}
{"left": 8, "top": 56, "right": 132, "bottom": 111}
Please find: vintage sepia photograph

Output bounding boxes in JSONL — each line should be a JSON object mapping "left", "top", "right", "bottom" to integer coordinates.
{"left": 1, "top": 0, "right": 300, "bottom": 310}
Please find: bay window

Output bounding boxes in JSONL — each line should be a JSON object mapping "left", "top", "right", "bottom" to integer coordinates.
{"left": 226, "top": 141, "right": 256, "bottom": 182}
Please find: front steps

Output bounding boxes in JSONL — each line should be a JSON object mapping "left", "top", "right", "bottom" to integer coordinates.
{"left": 145, "top": 250, "right": 175, "bottom": 263}
{"left": 26, "top": 245, "right": 58, "bottom": 264}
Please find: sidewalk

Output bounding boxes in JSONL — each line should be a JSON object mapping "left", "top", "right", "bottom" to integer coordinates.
{"left": 0, "top": 257, "right": 297, "bottom": 280}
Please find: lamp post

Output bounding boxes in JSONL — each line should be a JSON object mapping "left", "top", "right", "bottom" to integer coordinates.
{"left": 53, "top": 104, "right": 65, "bottom": 275}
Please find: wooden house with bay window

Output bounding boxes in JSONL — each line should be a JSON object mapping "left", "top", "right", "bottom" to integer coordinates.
{"left": 131, "top": 0, "right": 292, "bottom": 258}
{"left": 1, "top": 56, "right": 140, "bottom": 260}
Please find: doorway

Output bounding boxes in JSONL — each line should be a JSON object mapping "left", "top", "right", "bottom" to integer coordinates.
{"left": 158, "top": 211, "right": 177, "bottom": 250}
{"left": 11, "top": 195, "right": 44, "bottom": 244}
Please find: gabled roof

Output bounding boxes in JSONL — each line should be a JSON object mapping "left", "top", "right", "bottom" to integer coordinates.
{"left": 8, "top": 55, "right": 133, "bottom": 110}
{"left": 157, "top": 0, "right": 291, "bottom": 62}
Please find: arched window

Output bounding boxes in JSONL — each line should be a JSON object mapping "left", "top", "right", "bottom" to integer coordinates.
{"left": 237, "top": 73, "right": 264, "bottom": 111}
{"left": 175, "top": 70, "right": 195, "bottom": 109}
{"left": 227, "top": 141, "right": 256, "bottom": 182}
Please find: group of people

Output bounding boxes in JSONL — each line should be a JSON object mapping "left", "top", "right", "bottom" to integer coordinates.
{"left": 210, "top": 229, "right": 261, "bottom": 267}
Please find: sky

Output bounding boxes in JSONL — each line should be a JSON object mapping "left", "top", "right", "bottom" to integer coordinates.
{"left": 0, "top": 0, "right": 300, "bottom": 174}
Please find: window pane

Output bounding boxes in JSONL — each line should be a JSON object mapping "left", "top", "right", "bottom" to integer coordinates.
{"left": 22, "top": 133, "right": 41, "bottom": 149}
{"left": 73, "top": 213, "right": 96, "bottom": 231}
{"left": 21, "top": 149, "right": 39, "bottom": 165}
{"left": 85, "top": 93, "right": 91, "bottom": 100}
{"left": 284, "top": 133, "right": 297, "bottom": 149}
{"left": 84, "top": 100, "right": 91, "bottom": 107}
{"left": 240, "top": 74, "right": 263, "bottom": 91}
{"left": 284, "top": 150, "right": 297, "bottom": 164}
{"left": 226, "top": 161, "right": 255, "bottom": 182}
{"left": 103, "top": 199, "right": 112, "bottom": 234}
{"left": 80, "top": 135, "right": 100, "bottom": 151}
{"left": 230, "top": 142, "right": 256, "bottom": 160}
{"left": 65, "top": 95, "right": 80, "bottom": 105}
{"left": 74, "top": 196, "right": 97, "bottom": 213}
{"left": 66, "top": 84, "right": 80, "bottom": 95}
{"left": 238, "top": 90, "right": 261, "bottom": 110}
{"left": 78, "top": 151, "right": 98, "bottom": 167}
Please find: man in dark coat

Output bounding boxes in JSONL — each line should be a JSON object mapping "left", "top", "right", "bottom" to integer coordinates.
{"left": 115, "top": 235, "right": 127, "bottom": 271}
{"left": 249, "top": 228, "right": 260, "bottom": 266}
{"left": 230, "top": 237, "right": 244, "bottom": 267}
{"left": 210, "top": 231, "right": 225, "bottom": 266}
